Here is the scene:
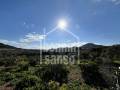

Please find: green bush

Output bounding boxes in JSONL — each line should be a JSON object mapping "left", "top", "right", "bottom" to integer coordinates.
{"left": 14, "top": 75, "right": 43, "bottom": 90}
{"left": 0, "top": 72, "right": 15, "bottom": 82}
{"left": 35, "top": 64, "right": 68, "bottom": 83}
{"left": 48, "top": 80, "right": 60, "bottom": 90}
{"left": 60, "top": 83, "right": 69, "bottom": 90}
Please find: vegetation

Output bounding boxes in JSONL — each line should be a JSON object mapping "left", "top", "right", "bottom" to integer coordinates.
{"left": 0, "top": 43, "right": 120, "bottom": 90}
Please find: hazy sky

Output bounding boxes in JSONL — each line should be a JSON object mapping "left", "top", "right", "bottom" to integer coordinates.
{"left": 0, "top": 0, "right": 120, "bottom": 49}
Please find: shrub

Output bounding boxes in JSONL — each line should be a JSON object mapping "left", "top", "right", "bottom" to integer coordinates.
{"left": 48, "top": 80, "right": 59, "bottom": 90}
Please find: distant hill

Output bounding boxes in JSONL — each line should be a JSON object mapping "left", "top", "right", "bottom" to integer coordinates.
{"left": 0, "top": 43, "right": 16, "bottom": 49}
{"left": 81, "top": 43, "right": 103, "bottom": 49}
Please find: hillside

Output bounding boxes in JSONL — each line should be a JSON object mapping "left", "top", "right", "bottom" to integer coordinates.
{"left": 81, "top": 43, "right": 103, "bottom": 49}
{"left": 0, "top": 43, "right": 120, "bottom": 90}
{"left": 0, "top": 43, "right": 16, "bottom": 49}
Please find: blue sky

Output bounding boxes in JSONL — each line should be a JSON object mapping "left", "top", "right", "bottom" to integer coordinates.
{"left": 0, "top": 0, "right": 120, "bottom": 49}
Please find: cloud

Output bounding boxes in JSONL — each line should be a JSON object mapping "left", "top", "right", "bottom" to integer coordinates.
{"left": 0, "top": 38, "right": 86, "bottom": 49}
{"left": 92, "top": 0, "right": 120, "bottom": 5}
{"left": 0, "top": 32, "right": 86, "bottom": 49}
{"left": 20, "top": 32, "right": 46, "bottom": 43}
{"left": 42, "top": 42, "right": 86, "bottom": 49}
{"left": 111, "top": 0, "right": 120, "bottom": 5}
{"left": 0, "top": 32, "right": 46, "bottom": 49}
{"left": 0, "top": 39, "right": 24, "bottom": 48}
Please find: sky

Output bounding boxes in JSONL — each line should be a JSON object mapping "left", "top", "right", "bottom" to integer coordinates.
{"left": 0, "top": 0, "right": 120, "bottom": 49}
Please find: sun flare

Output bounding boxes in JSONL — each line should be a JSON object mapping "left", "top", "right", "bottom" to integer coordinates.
{"left": 58, "top": 19, "right": 67, "bottom": 30}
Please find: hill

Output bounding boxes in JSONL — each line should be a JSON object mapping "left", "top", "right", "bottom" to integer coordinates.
{"left": 0, "top": 43, "right": 16, "bottom": 49}
{"left": 81, "top": 43, "right": 103, "bottom": 49}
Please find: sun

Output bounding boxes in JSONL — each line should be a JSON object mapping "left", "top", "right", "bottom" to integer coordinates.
{"left": 58, "top": 19, "right": 67, "bottom": 30}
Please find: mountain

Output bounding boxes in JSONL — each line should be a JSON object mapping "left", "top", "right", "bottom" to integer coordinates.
{"left": 81, "top": 43, "right": 103, "bottom": 49}
{"left": 0, "top": 43, "right": 16, "bottom": 49}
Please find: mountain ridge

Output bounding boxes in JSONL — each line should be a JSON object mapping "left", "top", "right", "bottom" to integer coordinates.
{"left": 0, "top": 43, "right": 16, "bottom": 49}
{"left": 0, "top": 42, "right": 119, "bottom": 50}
